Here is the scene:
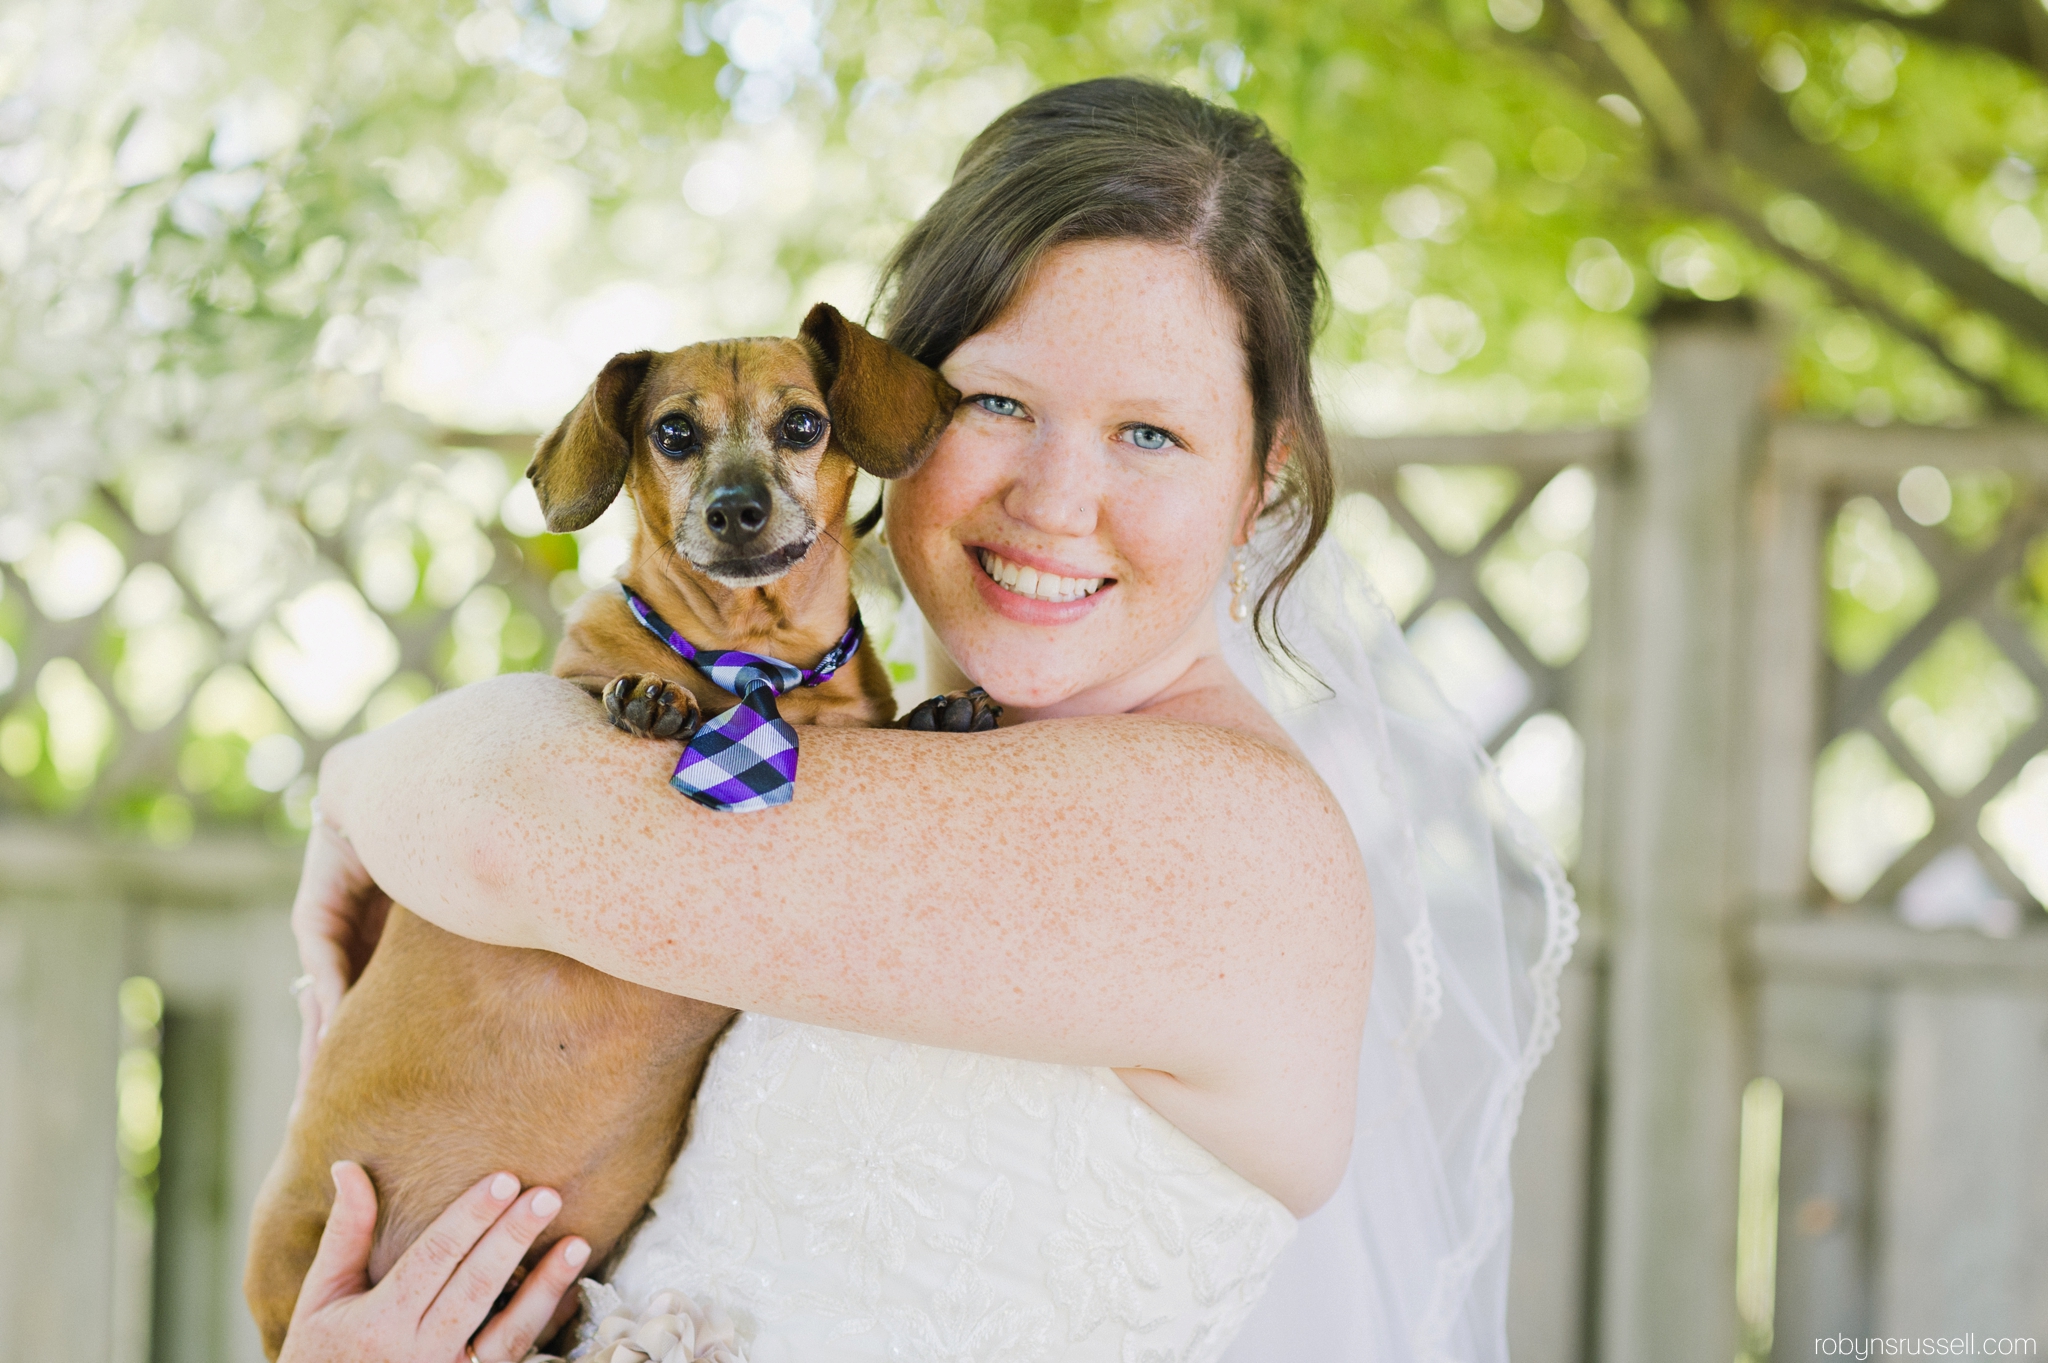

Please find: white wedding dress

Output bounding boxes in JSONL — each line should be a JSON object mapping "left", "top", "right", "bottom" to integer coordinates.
{"left": 587, "top": 1012, "right": 1297, "bottom": 1362}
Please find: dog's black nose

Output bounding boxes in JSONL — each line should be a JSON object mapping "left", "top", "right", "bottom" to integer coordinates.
{"left": 705, "top": 478, "right": 771, "bottom": 544}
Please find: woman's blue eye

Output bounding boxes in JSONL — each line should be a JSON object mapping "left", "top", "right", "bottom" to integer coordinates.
{"left": 976, "top": 395, "right": 1022, "bottom": 417}
{"left": 1128, "top": 425, "right": 1172, "bottom": 451}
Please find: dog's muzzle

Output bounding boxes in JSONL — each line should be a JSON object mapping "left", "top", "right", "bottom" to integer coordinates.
{"left": 692, "top": 533, "right": 817, "bottom": 585}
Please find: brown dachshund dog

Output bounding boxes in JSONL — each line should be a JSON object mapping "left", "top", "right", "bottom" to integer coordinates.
{"left": 245, "top": 304, "right": 997, "bottom": 1356}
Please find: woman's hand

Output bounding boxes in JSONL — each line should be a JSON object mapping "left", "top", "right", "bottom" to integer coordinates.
{"left": 291, "top": 803, "right": 392, "bottom": 1091}
{"left": 280, "top": 1161, "right": 589, "bottom": 1363}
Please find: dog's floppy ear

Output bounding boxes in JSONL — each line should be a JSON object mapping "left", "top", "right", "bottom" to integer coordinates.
{"left": 799, "top": 303, "right": 960, "bottom": 479}
{"left": 526, "top": 351, "right": 654, "bottom": 533}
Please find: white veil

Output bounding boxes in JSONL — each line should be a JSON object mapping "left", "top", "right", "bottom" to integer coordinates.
{"left": 1213, "top": 528, "right": 1580, "bottom": 1363}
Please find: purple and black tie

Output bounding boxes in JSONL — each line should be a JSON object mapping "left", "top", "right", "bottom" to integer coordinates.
{"left": 621, "top": 585, "right": 863, "bottom": 814}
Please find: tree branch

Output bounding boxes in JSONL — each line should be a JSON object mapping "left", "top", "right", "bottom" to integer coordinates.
{"left": 1778, "top": 0, "right": 2048, "bottom": 78}
{"left": 1727, "top": 99, "right": 2048, "bottom": 354}
{"left": 1555, "top": 0, "right": 1706, "bottom": 156}
{"left": 1495, "top": 0, "right": 2048, "bottom": 378}
{"left": 1676, "top": 180, "right": 2021, "bottom": 412}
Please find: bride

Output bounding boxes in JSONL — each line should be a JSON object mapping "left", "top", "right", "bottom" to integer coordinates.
{"left": 278, "top": 76, "right": 1573, "bottom": 1363}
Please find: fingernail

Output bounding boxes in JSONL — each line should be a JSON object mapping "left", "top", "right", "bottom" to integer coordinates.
{"left": 330, "top": 1160, "right": 348, "bottom": 1188}
{"left": 531, "top": 1188, "right": 562, "bottom": 1218}
{"left": 565, "top": 1239, "right": 590, "bottom": 1267}
{"left": 490, "top": 1172, "right": 519, "bottom": 1201}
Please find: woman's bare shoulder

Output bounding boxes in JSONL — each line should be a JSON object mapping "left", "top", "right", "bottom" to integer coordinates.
{"left": 1128, "top": 655, "right": 1305, "bottom": 763}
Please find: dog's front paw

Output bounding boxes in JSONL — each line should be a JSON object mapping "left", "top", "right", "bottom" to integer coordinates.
{"left": 604, "top": 675, "right": 701, "bottom": 740}
{"left": 901, "top": 686, "right": 1002, "bottom": 733}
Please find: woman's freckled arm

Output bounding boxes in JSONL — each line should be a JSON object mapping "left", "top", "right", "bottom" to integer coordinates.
{"left": 320, "top": 670, "right": 1370, "bottom": 1087}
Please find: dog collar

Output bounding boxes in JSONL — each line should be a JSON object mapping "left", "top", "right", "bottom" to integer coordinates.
{"left": 619, "top": 584, "right": 863, "bottom": 813}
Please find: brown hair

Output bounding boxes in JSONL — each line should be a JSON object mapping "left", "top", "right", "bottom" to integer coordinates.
{"left": 871, "top": 76, "right": 1332, "bottom": 660}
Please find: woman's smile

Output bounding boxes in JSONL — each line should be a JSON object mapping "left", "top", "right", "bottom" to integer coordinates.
{"left": 968, "top": 543, "right": 1114, "bottom": 621}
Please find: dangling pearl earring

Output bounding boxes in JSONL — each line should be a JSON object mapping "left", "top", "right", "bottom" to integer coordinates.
{"left": 1228, "top": 552, "right": 1249, "bottom": 623}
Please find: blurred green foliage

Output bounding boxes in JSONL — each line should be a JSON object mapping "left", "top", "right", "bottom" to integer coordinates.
{"left": 4, "top": 0, "right": 2048, "bottom": 872}
{"left": 9, "top": 0, "right": 2048, "bottom": 504}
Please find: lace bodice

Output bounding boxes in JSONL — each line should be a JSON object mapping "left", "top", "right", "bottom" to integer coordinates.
{"left": 586, "top": 1013, "right": 1297, "bottom": 1362}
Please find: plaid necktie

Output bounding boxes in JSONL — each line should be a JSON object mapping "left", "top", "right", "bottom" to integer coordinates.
{"left": 620, "top": 585, "right": 864, "bottom": 813}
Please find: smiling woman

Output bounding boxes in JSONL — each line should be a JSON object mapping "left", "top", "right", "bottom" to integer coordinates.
{"left": 281, "top": 77, "right": 1566, "bottom": 1363}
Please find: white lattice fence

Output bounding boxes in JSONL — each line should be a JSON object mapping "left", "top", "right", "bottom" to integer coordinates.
{"left": 0, "top": 432, "right": 564, "bottom": 840}
{"left": 1753, "top": 423, "right": 2048, "bottom": 1360}
{"left": 1799, "top": 428, "right": 2048, "bottom": 923}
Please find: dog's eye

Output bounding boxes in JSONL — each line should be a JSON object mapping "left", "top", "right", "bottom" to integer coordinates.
{"left": 653, "top": 414, "right": 698, "bottom": 457}
{"left": 780, "top": 408, "right": 824, "bottom": 447}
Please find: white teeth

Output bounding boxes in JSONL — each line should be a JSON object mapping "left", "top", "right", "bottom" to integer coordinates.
{"left": 978, "top": 549, "right": 1106, "bottom": 603}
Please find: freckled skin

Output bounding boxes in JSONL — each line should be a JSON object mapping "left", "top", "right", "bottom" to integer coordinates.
{"left": 323, "top": 242, "right": 1376, "bottom": 1219}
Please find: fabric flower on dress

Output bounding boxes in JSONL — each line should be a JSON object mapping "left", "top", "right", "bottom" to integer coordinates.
{"left": 570, "top": 1281, "right": 749, "bottom": 1363}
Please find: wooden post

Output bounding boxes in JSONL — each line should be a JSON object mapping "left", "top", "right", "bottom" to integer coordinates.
{"left": 0, "top": 893, "right": 125, "bottom": 1357}
{"left": 1594, "top": 299, "right": 1775, "bottom": 1363}
{"left": 140, "top": 899, "right": 303, "bottom": 1363}
{"left": 1749, "top": 426, "right": 1878, "bottom": 1358}
{"left": 1507, "top": 957, "right": 1599, "bottom": 1363}
{"left": 1757, "top": 979, "right": 1879, "bottom": 1355}
{"left": 0, "top": 832, "right": 302, "bottom": 1363}
{"left": 1876, "top": 987, "right": 2048, "bottom": 1341}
